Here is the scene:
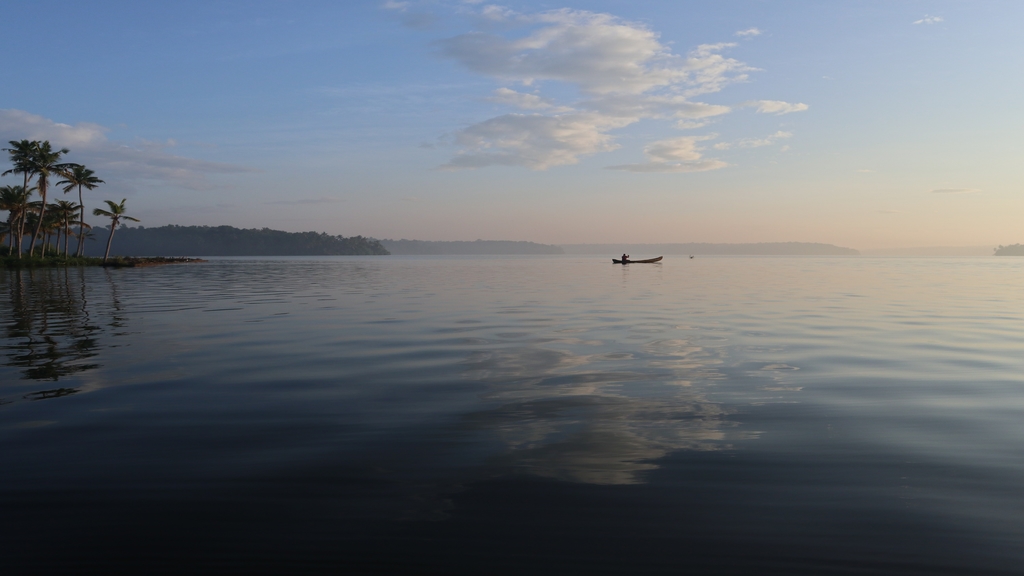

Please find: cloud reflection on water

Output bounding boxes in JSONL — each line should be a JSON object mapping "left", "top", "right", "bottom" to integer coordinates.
{"left": 461, "top": 336, "right": 747, "bottom": 485}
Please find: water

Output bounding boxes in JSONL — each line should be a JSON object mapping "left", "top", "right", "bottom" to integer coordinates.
{"left": 2, "top": 256, "right": 1023, "bottom": 574}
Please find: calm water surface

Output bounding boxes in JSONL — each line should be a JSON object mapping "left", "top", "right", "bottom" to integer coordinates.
{"left": 2, "top": 256, "right": 1024, "bottom": 574}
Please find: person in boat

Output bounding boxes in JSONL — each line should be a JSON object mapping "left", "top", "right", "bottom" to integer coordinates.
{"left": 621, "top": 253, "right": 630, "bottom": 263}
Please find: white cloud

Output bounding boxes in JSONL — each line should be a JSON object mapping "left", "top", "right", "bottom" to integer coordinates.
{"left": 438, "top": 10, "right": 751, "bottom": 96}
{"left": 744, "top": 100, "right": 809, "bottom": 115}
{"left": 479, "top": 4, "right": 519, "bottom": 21}
{"left": 607, "top": 135, "right": 726, "bottom": 173}
{"left": 735, "top": 28, "right": 761, "bottom": 37}
{"left": 674, "top": 119, "right": 714, "bottom": 130}
{"left": 931, "top": 188, "right": 980, "bottom": 194}
{"left": 580, "top": 94, "right": 730, "bottom": 120}
{"left": 913, "top": 15, "right": 943, "bottom": 25}
{"left": 682, "top": 43, "right": 754, "bottom": 97}
{"left": 0, "top": 109, "right": 255, "bottom": 191}
{"left": 382, "top": 1, "right": 409, "bottom": 11}
{"left": 442, "top": 112, "right": 629, "bottom": 170}
{"left": 433, "top": 8, "right": 770, "bottom": 170}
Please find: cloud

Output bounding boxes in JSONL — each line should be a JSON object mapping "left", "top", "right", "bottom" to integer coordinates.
{"left": 442, "top": 112, "right": 628, "bottom": 170}
{"left": 913, "top": 15, "right": 943, "bottom": 25}
{"left": 488, "top": 88, "right": 570, "bottom": 111}
{"left": 737, "top": 130, "right": 792, "bottom": 148}
{"left": 437, "top": 10, "right": 752, "bottom": 96}
{"left": 713, "top": 130, "right": 792, "bottom": 150}
{"left": 0, "top": 109, "right": 255, "bottom": 191}
{"left": 931, "top": 188, "right": 980, "bottom": 194}
{"left": 607, "top": 135, "right": 727, "bottom": 173}
{"left": 434, "top": 8, "right": 771, "bottom": 170}
{"left": 744, "top": 100, "right": 809, "bottom": 115}
{"left": 382, "top": 0, "right": 409, "bottom": 10}
{"left": 735, "top": 28, "right": 761, "bottom": 37}
{"left": 580, "top": 94, "right": 730, "bottom": 120}
{"left": 857, "top": 168, "right": 874, "bottom": 173}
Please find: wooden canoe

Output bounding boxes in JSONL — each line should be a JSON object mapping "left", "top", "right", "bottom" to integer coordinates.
{"left": 612, "top": 256, "right": 663, "bottom": 264}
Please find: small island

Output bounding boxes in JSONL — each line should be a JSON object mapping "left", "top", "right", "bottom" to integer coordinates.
{"left": 994, "top": 244, "right": 1024, "bottom": 256}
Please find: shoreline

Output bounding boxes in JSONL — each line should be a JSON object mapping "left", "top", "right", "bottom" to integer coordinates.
{"left": 2, "top": 256, "right": 207, "bottom": 268}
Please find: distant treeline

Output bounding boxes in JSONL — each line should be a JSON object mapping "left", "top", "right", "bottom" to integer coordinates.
{"left": 83, "top": 225, "right": 389, "bottom": 257}
{"left": 994, "top": 244, "right": 1024, "bottom": 256}
{"left": 561, "top": 242, "right": 860, "bottom": 256}
{"left": 382, "top": 239, "right": 564, "bottom": 255}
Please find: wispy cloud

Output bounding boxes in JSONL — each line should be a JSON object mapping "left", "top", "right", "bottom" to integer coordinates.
{"left": 443, "top": 112, "right": 627, "bottom": 170}
{"left": 607, "top": 135, "right": 726, "bottom": 173}
{"left": 743, "top": 100, "right": 809, "bottom": 115}
{"left": 434, "top": 7, "right": 764, "bottom": 170}
{"left": 931, "top": 188, "right": 980, "bottom": 194}
{"left": 487, "top": 88, "right": 571, "bottom": 112}
{"left": 0, "top": 109, "right": 256, "bottom": 191}
{"left": 713, "top": 130, "right": 792, "bottom": 150}
{"left": 913, "top": 15, "right": 943, "bottom": 25}
{"left": 735, "top": 28, "right": 761, "bottom": 37}
{"left": 437, "top": 11, "right": 752, "bottom": 96}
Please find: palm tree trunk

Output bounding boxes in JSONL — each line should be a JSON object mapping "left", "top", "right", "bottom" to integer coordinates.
{"left": 17, "top": 173, "right": 28, "bottom": 259}
{"left": 76, "top": 184, "right": 86, "bottom": 257}
{"left": 28, "top": 180, "right": 46, "bottom": 257}
{"left": 102, "top": 221, "right": 117, "bottom": 263}
{"left": 64, "top": 218, "right": 70, "bottom": 257}
{"left": 17, "top": 212, "right": 26, "bottom": 256}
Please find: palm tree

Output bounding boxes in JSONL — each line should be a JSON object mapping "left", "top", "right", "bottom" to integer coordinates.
{"left": 74, "top": 226, "right": 96, "bottom": 253}
{"left": 0, "top": 185, "right": 34, "bottom": 255}
{"left": 71, "top": 221, "right": 93, "bottom": 254}
{"left": 52, "top": 200, "right": 80, "bottom": 257}
{"left": 2, "top": 140, "right": 36, "bottom": 192}
{"left": 93, "top": 199, "right": 139, "bottom": 263}
{"left": 41, "top": 207, "right": 63, "bottom": 257}
{"left": 2, "top": 140, "right": 39, "bottom": 259}
{"left": 58, "top": 165, "right": 104, "bottom": 257}
{"left": 22, "top": 141, "right": 74, "bottom": 257}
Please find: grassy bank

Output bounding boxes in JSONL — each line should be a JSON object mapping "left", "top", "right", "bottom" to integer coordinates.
{"left": 2, "top": 254, "right": 206, "bottom": 268}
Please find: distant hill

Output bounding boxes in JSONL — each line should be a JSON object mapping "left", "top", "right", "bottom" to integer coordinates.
{"left": 84, "top": 225, "right": 389, "bottom": 256}
{"left": 561, "top": 242, "right": 859, "bottom": 256}
{"left": 381, "top": 239, "right": 564, "bottom": 255}
{"left": 861, "top": 246, "right": 994, "bottom": 257}
{"left": 994, "top": 244, "right": 1024, "bottom": 256}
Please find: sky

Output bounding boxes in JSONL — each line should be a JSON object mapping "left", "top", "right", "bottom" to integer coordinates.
{"left": 1, "top": 0, "right": 1022, "bottom": 249}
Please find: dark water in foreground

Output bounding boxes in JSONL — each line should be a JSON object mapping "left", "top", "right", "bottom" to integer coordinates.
{"left": 2, "top": 256, "right": 1024, "bottom": 575}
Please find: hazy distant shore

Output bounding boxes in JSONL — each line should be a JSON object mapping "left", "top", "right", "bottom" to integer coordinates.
{"left": 561, "top": 242, "right": 859, "bottom": 256}
{"left": 381, "top": 239, "right": 563, "bottom": 255}
{"left": 861, "top": 246, "right": 996, "bottom": 257}
{"left": 65, "top": 225, "right": 1017, "bottom": 257}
